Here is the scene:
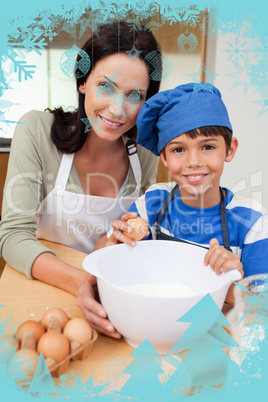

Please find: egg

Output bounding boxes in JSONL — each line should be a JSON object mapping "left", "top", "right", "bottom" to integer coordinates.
{"left": 37, "top": 332, "right": 69, "bottom": 363}
{"left": 8, "top": 348, "right": 39, "bottom": 377}
{"left": 41, "top": 308, "right": 69, "bottom": 331}
{"left": 123, "top": 217, "right": 148, "bottom": 241}
{"left": 16, "top": 320, "right": 45, "bottom": 342}
{"left": 63, "top": 318, "right": 92, "bottom": 345}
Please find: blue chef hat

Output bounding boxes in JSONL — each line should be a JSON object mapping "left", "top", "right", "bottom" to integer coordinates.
{"left": 136, "top": 83, "right": 232, "bottom": 156}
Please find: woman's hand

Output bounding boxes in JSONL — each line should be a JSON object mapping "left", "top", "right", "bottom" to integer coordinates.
{"left": 204, "top": 238, "right": 244, "bottom": 278}
{"left": 76, "top": 275, "right": 121, "bottom": 338}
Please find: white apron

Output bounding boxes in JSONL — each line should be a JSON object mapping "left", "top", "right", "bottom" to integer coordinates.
{"left": 36, "top": 137, "right": 141, "bottom": 254}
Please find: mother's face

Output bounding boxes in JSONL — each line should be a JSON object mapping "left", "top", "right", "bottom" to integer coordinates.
{"left": 78, "top": 53, "right": 150, "bottom": 142}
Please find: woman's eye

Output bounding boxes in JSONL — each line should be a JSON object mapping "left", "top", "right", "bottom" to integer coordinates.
{"left": 99, "top": 81, "right": 117, "bottom": 96}
{"left": 125, "top": 90, "right": 141, "bottom": 105}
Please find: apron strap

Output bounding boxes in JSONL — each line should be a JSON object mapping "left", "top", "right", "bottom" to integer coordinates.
{"left": 219, "top": 187, "right": 231, "bottom": 251}
{"left": 156, "top": 184, "right": 180, "bottom": 228}
{"left": 122, "top": 135, "right": 142, "bottom": 190}
{"left": 55, "top": 153, "right": 74, "bottom": 194}
{"left": 156, "top": 185, "right": 231, "bottom": 251}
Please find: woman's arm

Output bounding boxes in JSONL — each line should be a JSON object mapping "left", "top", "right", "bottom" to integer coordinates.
{"left": 31, "top": 252, "right": 89, "bottom": 296}
{"left": 0, "top": 111, "right": 57, "bottom": 277}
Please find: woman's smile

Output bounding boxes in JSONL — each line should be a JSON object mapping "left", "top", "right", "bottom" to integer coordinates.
{"left": 99, "top": 114, "right": 124, "bottom": 128}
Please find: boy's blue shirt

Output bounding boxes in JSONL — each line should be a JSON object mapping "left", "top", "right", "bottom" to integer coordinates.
{"left": 129, "top": 182, "right": 268, "bottom": 278}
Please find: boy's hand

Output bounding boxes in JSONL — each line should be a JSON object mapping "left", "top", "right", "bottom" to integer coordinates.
{"left": 105, "top": 212, "right": 149, "bottom": 248}
{"left": 204, "top": 238, "right": 244, "bottom": 277}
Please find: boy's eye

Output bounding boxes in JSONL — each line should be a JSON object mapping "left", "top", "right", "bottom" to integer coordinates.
{"left": 172, "top": 147, "right": 184, "bottom": 153}
{"left": 99, "top": 81, "right": 117, "bottom": 96}
{"left": 203, "top": 145, "right": 215, "bottom": 150}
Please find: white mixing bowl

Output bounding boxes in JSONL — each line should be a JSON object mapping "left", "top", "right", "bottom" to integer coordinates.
{"left": 83, "top": 240, "right": 241, "bottom": 354}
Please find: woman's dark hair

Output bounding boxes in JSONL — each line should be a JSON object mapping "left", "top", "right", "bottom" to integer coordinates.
{"left": 49, "top": 22, "right": 162, "bottom": 153}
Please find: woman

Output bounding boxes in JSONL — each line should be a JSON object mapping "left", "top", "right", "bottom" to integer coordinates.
{"left": 0, "top": 22, "right": 162, "bottom": 337}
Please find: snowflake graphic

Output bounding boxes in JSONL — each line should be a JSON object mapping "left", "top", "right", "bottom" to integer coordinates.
{"left": 6, "top": 48, "right": 36, "bottom": 82}
{"left": 0, "top": 310, "right": 22, "bottom": 334}
{"left": 0, "top": 110, "right": 25, "bottom": 135}
{"left": 251, "top": 34, "right": 268, "bottom": 63}
{"left": 259, "top": 100, "right": 268, "bottom": 117}
{"left": 143, "top": 20, "right": 162, "bottom": 36}
{"left": 60, "top": 3, "right": 87, "bottom": 24}
{"left": 0, "top": 69, "right": 9, "bottom": 97}
{"left": 239, "top": 18, "right": 259, "bottom": 40}
{"left": 160, "top": 4, "right": 196, "bottom": 25}
{"left": 217, "top": 9, "right": 252, "bottom": 36}
{"left": 223, "top": 37, "right": 250, "bottom": 65}
{"left": 78, "top": 10, "right": 107, "bottom": 39}
{"left": 33, "top": 11, "right": 60, "bottom": 42}
{"left": 8, "top": 34, "right": 47, "bottom": 56}
{"left": 180, "top": 7, "right": 201, "bottom": 28}
{"left": 59, "top": 369, "right": 84, "bottom": 389}
{"left": 104, "top": 354, "right": 129, "bottom": 378}
{"left": 225, "top": 58, "right": 252, "bottom": 97}
{"left": 248, "top": 62, "right": 268, "bottom": 90}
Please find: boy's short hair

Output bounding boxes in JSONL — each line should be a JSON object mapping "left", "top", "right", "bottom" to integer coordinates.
{"left": 161, "top": 125, "right": 232, "bottom": 159}
{"left": 185, "top": 126, "right": 232, "bottom": 151}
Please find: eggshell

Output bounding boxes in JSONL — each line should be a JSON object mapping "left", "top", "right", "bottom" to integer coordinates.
{"left": 63, "top": 318, "right": 92, "bottom": 345}
{"left": 41, "top": 308, "right": 69, "bottom": 330}
{"left": 37, "top": 332, "right": 70, "bottom": 363}
{"left": 8, "top": 348, "right": 39, "bottom": 377}
{"left": 16, "top": 320, "right": 45, "bottom": 343}
{"left": 123, "top": 217, "right": 148, "bottom": 241}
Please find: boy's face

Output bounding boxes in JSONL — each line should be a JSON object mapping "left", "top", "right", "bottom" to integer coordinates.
{"left": 160, "top": 133, "right": 238, "bottom": 208}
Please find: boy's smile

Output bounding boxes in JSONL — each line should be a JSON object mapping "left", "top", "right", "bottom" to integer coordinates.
{"left": 160, "top": 133, "right": 238, "bottom": 208}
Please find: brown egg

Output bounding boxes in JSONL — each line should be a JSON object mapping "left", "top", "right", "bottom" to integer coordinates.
{"left": 41, "top": 308, "right": 69, "bottom": 330}
{"left": 63, "top": 318, "right": 92, "bottom": 345}
{"left": 16, "top": 320, "right": 45, "bottom": 342}
{"left": 123, "top": 217, "right": 148, "bottom": 241}
{"left": 8, "top": 348, "right": 39, "bottom": 377}
{"left": 37, "top": 332, "right": 70, "bottom": 363}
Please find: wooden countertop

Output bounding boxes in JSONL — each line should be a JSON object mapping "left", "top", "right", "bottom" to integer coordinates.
{"left": 0, "top": 239, "right": 238, "bottom": 395}
{"left": 0, "top": 240, "right": 134, "bottom": 388}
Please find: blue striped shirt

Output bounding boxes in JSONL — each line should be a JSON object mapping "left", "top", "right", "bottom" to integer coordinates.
{"left": 129, "top": 183, "right": 268, "bottom": 277}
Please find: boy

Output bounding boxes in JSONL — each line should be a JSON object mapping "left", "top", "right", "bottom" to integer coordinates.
{"left": 101, "top": 83, "right": 268, "bottom": 305}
